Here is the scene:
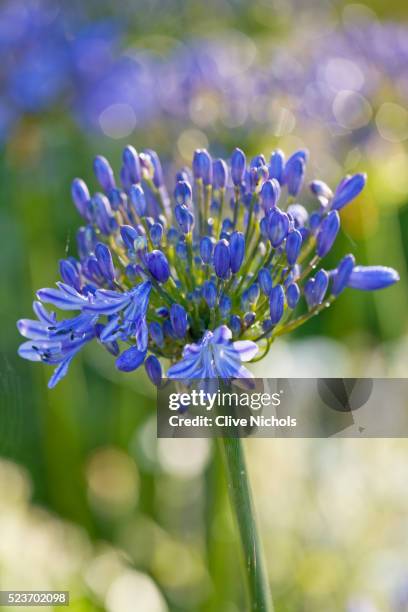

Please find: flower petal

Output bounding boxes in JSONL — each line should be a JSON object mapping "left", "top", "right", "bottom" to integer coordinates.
{"left": 48, "top": 355, "right": 74, "bottom": 389}
{"left": 17, "top": 319, "right": 50, "bottom": 340}
{"left": 36, "top": 287, "right": 86, "bottom": 310}
{"left": 115, "top": 346, "right": 146, "bottom": 372}
{"left": 231, "top": 341, "right": 259, "bottom": 362}
{"left": 212, "top": 325, "right": 232, "bottom": 344}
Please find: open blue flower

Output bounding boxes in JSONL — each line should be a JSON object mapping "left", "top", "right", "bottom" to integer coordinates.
{"left": 84, "top": 281, "right": 151, "bottom": 351}
{"left": 167, "top": 326, "right": 259, "bottom": 379}
{"left": 17, "top": 302, "right": 98, "bottom": 388}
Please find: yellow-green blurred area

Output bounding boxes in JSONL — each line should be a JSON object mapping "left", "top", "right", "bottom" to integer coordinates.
{"left": 1, "top": 0, "right": 408, "bottom": 610}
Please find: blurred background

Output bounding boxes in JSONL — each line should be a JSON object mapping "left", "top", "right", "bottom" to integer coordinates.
{"left": 1, "top": 0, "right": 408, "bottom": 610}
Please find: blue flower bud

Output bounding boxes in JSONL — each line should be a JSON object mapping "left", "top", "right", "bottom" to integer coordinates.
{"left": 229, "top": 231, "right": 245, "bottom": 274}
{"left": 163, "top": 319, "right": 177, "bottom": 339}
{"left": 156, "top": 307, "right": 169, "bottom": 318}
{"left": 222, "top": 218, "right": 234, "bottom": 232}
{"left": 213, "top": 239, "right": 231, "bottom": 279}
{"left": 193, "top": 149, "right": 212, "bottom": 185}
{"left": 304, "top": 278, "right": 315, "bottom": 308}
{"left": 316, "top": 210, "right": 340, "bottom": 257}
{"left": 248, "top": 166, "right": 262, "bottom": 192}
{"left": 149, "top": 321, "right": 164, "bottom": 347}
{"left": 91, "top": 194, "right": 116, "bottom": 235}
{"left": 144, "top": 355, "right": 162, "bottom": 386}
{"left": 309, "top": 211, "right": 322, "bottom": 233}
{"left": 332, "top": 173, "right": 366, "bottom": 210}
{"left": 248, "top": 283, "right": 260, "bottom": 304}
{"left": 213, "top": 158, "right": 228, "bottom": 189}
{"left": 176, "top": 240, "right": 188, "bottom": 260}
{"left": 244, "top": 312, "right": 256, "bottom": 327}
{"left": 122, "top": 145, "right": 141, "bottom": 184}
{"left": 77, "top": 226, "right": 97, "bottom": 259}
{"left": 59, "top": 259, "right": 80, "bottom": 292}
{"left": 286, "top": 149, "right": 309, "bottom": 164}
{"left": 258, "top": 268, "right": 273, "bottom": 295}
{"left": 71, "top": 178, "right": 90, "bottom": 218}
{"left": 260, "top": 217, "right": 269, "bottom": 238}
{"left": 120, "top": 225, "right": 139, "bottom": 251}
{"left": 230, "top": 315, "right": 242, "bottom": 337}
{"left": 332, "top": 254, "right": 355, "bottom": 296}
{"left": 83, "top": 256, "right": 102, "bottom": 284}
{"left": 310, "top": 180, "right": 333, "bottom": 200}
{"left": 269, "top": 284, "right": 285, "bottom": 324}
{"left": 174, "top": 180, "right": 192, "bottom": 205}
{"left": 269, "top": 150, "right": 285, "bottom": 184}
{"left": 130, "top": 184, "right": 147, "bottom": 217}
{"left": 347, "top": 265, "right": 399, "bottom": 291}
{"left": 231, "top": 148, "right": 246, "bottom": 186}
{"left": 150, "top": 223, "right": 163, "bottom": 246}
{"left": 146, "top": 250, "right": 170, "bottom": 283}
{"left": 93, "top": 155, "right": 115, "bottom": 192}
{"left": 299, "top": 228, "right": 310, "bottom": 242}
{"left": 250, "top": 154, "right": 266, "bottom": 168}
{"left": 313, "top": 269, "right": 329, "bottom": 304}
{"left": 267, "top": 208, "right": 289, "bottom": 247}
{"left": 170, "top": 303, "right": 188, "bottom": 338}
{"left": 286, "top": 283, "right": 300, "bottom": 309}
{"left": 95, "top": 243, "right": 115, "bottom": 283}
{"left": 260, "top": 179, "right": 281, "bottom": 212}
{"left": 116, "top": 346, "right": 146, "bottom": 372}
{"left": 200, "top": 236, "right": 214, "bottom": 264}
{"left": 284, "top": 155, "right": 305, "bottom": 196}
{"left": 285, "top": 230, "right": 302, "bottom": 265}
{"left": 120, "top": 165, "right": 131, "bottom": 192}
{"left": 176, "top": 168, "right": 191, "bottom": 183}
{"left": 287, "top": 204, "right": 309, "bottom": 229}
{"left": 219, "top": 294, "right": 232, "bottom": 317}
{"left": 167, "top": 227, "right": 179, "bottom": 245}
{"left": 262, "top": 319, "right": 274, "bottom": 333}
{"left": 203, "top": 280, "right": 217, "bottom": 307}
{"left": 144, "top": 149, "right": 163, "bottom": 188}
{"left": 175, "top": 204, "right": 194, "bottom": 234}
{"left": 109, "top": 188, "right": 125, "bottom": 212}
{"left": 241, "top": 290, "right": 250, "bottom": 312}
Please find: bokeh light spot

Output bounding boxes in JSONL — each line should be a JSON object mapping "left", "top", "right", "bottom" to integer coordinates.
{"left": 86, "top": 447, "right": 139, "bottom": 516}
{"left": 106, "top": 569, "right": 167, "bottom": 612}
{"left": 157, "top": 438, "right": 211, "bottom": 478}
{"left": 332, "top": 90, "right": 372, "bottom": 130}
{"left": 99, "top": 103, "right": 137, "bottom": 139}
{"left": 324, "top": 58, "right": 365, "bottom": 92}
{"left": 177, "top": 129, "right": 209, "bottom": 160}
{"left": 376, "top": 102, "right": 408, "bottom": 143}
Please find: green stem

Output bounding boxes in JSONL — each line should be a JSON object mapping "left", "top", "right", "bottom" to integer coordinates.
{"left": 218, "top": 437, "right": 273, "bottom": 611}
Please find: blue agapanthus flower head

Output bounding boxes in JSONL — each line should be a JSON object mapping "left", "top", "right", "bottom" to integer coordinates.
{"left": 17, "top": 144, "right": 399, "bottom": 387}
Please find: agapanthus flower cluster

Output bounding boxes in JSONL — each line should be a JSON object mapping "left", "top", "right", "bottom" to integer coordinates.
{"left": 17, "top": 145, "right": 399, "bottom": 388}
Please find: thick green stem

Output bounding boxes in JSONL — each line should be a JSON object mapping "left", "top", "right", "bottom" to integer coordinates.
{"left": 218, "top": 437, "right": 273, "bottom": 611}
